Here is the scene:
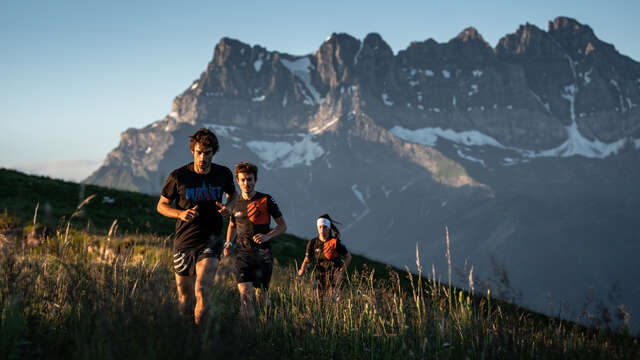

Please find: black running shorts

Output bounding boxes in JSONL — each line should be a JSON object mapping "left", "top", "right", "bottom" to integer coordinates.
{"left": 313, "top": 267, "right": 342, "bottom": 290}
{"left": 235, "top": 249, "right": 273, "bottom": 289}
{"left": 173, "top": 235, "right": 223, "bottom": 276}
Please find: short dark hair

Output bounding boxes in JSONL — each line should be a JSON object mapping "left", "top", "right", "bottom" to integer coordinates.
{"left": 235, "top": 162, "right": 258, "bottom": 180}
{"left": 189, "top": 128, "right": 219, "bottom": 154}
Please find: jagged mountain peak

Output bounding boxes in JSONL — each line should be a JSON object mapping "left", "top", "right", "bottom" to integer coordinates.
{"left": 213, "top": 37, "right": 251, "bottom": 62}
{"left": 362, "top": 33, "right": 394, "bottom": 55}
{"left": 454, "top": 26, "right": 485, "bottom": 43}
{"left": 494, "top": 22, "right": 561, "bottom": 60}
{"left": 315, "top": 33, "right": 360, "bottom": 88}
{"left": 398, "top": 38, "right": 440, "bottom": 66}
{"left": 548, "top": 16, "right": 602, "bottom": 57}
{"left": 495, "top": 16, "right": 625, "bottom": 67}
{"left": 444, "top": 26, "right": 494, "bottom": 64}
{"left": 317, "top": 33, "right": 360, "bottom": 65}
{"left": 323, "top": 32, "right": 359, "bottom": 47}
{"left": 548, "top": 16, "right": 594, "bottom": 36}
{"left": 408, "top": 38, "right": 439, "bottom": 48}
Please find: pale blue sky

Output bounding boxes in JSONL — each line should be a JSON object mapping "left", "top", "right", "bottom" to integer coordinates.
{"left": 1, "top": 0, "right": 638, "bottom": 181}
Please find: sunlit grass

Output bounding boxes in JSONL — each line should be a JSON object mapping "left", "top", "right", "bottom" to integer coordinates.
{"left": 1, "top": 219, "right": 637, "bottom": 359}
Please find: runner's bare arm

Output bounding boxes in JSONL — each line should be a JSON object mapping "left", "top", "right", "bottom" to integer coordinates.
{"left": 223, "top": 219, "right": 236, "bottom": 257}
{"left": 297, "top": 257, "right": 311, "bottom": 276}
{"left": 336, "top": 252, "right": 351, "bottom": 284}
{"left": 341, "top": 252, "right": 352, "bottom": 272}
{"left": 252, "top": 216, "right": 287, "bottom": 244}
{"left": 157, "top": 195, "right": 199, "bottom": 221}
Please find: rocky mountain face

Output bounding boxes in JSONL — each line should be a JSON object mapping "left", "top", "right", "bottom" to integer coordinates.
{"left": 86, "top": 17, "right": 640, "bottom": 331}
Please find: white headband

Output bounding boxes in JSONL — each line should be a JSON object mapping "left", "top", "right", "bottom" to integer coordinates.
{"left": 317, "top": 218, "right": 331, "bottom": 228}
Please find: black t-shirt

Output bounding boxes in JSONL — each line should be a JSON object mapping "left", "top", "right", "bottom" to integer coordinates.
{"left": 161, "top": 162, "right": 236, "bottom": 251}
{"left": 305, "top": 237, "right": 349, "bottom": 271}
{"left": 230, "top": 192, "right": 282, "bottom": 253}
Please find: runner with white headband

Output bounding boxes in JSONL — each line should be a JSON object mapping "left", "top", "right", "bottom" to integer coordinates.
{"left": 298, "top": 214, "right": 352, "bottom": 301}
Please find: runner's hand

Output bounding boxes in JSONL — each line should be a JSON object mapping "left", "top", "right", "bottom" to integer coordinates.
{"left": 297, "top": 268, "right": 304, "bottom": 276}
{"left": 216, "top": 201, "right": 231, "bottom": 217}
{"left": 223, "top": 245, "right": 230, "bottom": 257}
{"left": 179, "top": 205, "right": 199, "bottom": 222}
{"left": 253, "top": 233, "right": 270, "bottom": 244}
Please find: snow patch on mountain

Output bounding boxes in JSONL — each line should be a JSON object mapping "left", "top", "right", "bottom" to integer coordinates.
{"left": 457, "top": 149, "right": 486, "bottom": 167}
{"left": 310, "top": 117, "right": 339, "bottom": 134}
{"left": 351, "top": 184, "right": 365, "bottom": 204}
{"left": 254, "top": 59, "right": 263, "bottom": 72}
{"left": 353, "top": 40, "right": 364, "bottom": 65}
{"left": 526, "top": 80, "right": 627, "bottom": 159}
{"left": 527, "top": 122, "right": 627, "bottom": 159}
{"left": 344, "top": 184, "right": 370, "bottom": 230}
{"left": 583, "top": 67, "right": 592, "bottom": 85}
{"left": 390, "top": 126, "right": 505, "bottom": 148}
{"left": 247, "top": 134, "right": 324, "bottom": 169}
{"left": 382, "top": 93, "right": 393, "bottom": 106}
{"left": 280, "top": 57, "right": 322, "bottom": 105}
{"left": 391, "top": 122, "right": 630, "bottom": 162}
{"left": 102, "top": 196, "right": 115, "bottom": 204}
{"left": 468, "top": 84, "right": 479, "bottom": 96}
{"left": 204, "top": 124, "right": 241, "bottom": 141}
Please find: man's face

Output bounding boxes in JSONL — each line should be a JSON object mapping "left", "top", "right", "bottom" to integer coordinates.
{"left": 192, "top": 143, "right": 213, "bottom": 172}
{"left": 237, "top": 172, "right": 256, "bottom": 195}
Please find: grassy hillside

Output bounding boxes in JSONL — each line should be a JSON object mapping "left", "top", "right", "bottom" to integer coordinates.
{"left": 0, "top": 168, "right": 397, "bottom": 280}
{"left": 0, "top": 168, "right": 637, "bottom": 359}
{"left": 0, "top": 168, "right": 175, "bottom": 236}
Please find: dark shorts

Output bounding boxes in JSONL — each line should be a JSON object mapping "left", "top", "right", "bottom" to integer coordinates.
{"left": 236, "top": 249, "right": 273, "bottom": 289}
{"left": 173, "top": 235, "right": 223, "bottom": 277}
{"left": 313, "top": 267, "right": 342, "bottom": 290}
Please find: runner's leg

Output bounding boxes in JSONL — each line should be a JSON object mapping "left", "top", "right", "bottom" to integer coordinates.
{"left": 194, "top": 257, "right": 219, "bottom": 325}
{"left": 331, "top": 269, "right": 342, "bottom": 302}
{"left": 175, "top": 274, "right": 195, "bottom": 320}
{"left": 238, "top": 282, "right": 256, "bottom": 327}
{"left": 254, "top": 250, "right": 272, "bottom": 313}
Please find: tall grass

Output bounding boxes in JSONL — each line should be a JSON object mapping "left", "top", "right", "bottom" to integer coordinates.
{"left": 0, "top": 210, "right": 638, "bottom": 359}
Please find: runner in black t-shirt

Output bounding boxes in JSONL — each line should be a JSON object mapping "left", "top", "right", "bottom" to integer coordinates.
{"left": 298, "top": 214, "right": 351, "bottom": 300}
{"left": 157, "top": 128, "right": 237, "bottom": 325}
{"left": 224, "top": 162, "right": 286, "bottom": 326}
